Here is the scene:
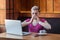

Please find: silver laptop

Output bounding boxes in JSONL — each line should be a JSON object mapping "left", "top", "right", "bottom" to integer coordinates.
{"left": 5, "top": 19, "right": 30, "bottom": 36}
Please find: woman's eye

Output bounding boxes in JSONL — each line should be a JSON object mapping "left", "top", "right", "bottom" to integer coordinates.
{"left": 35, "top": 13, "right": 37, "bottom": 14}
{"left": 33, "top": 13, "right": 34, "bottom": 14}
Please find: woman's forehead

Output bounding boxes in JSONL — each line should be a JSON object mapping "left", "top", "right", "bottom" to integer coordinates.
{"left": 31, "top": 10, "right": 39, "bottom": 12}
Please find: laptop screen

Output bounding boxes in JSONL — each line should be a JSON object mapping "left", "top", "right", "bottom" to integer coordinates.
{"left": 5, "top": 19, "right": 23, "bottom": 35}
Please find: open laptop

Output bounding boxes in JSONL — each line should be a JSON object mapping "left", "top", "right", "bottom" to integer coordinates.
{"left": 5, "top": 19, "right": 30, "bottom": 36}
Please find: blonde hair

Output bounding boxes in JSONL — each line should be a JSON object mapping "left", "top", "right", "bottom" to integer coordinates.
{"left": 31, "top": 6, "right": 39, "bottom": 11}
{"left": 31, "top": 6, "right": 39, "bottom": 13}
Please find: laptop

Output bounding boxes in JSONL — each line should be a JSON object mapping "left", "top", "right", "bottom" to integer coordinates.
{"left": 5, "top": 19, "right": 30, "bottom": 36}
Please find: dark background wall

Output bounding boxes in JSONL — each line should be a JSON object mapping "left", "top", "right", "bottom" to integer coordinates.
{"left": 46, "top": 18, "right": 60, "bottom": 34}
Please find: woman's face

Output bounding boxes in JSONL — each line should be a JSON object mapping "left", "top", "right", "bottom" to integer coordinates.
{"left": 31, "top": 10, "right": 39, "bottom": 17}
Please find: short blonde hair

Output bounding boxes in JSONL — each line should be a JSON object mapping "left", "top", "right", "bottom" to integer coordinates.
{"left": 31, "top": 6, "right": 39, "bottom": 11}
{"left": 31, "top": 6, "right": 39, "bottom": 13}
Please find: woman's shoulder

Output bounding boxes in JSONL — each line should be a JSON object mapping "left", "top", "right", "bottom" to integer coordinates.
{"left": 25, "top": 18, "right": 30, "bottom": 22}
{"left": 40, "top": 18, "right": 46, "bottom": 22}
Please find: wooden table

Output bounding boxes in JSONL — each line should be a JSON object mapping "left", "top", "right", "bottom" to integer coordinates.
{"left": 0, "top": 33, "right": 60, "bottom": 40}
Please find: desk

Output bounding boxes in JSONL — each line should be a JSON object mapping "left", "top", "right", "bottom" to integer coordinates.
{"left": 0, "top": 33, "right": 60, "bottom": 40}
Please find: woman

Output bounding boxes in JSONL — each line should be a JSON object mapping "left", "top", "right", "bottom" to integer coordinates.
{"left": 22, "top": 6, "right": 51, "bottom": 33}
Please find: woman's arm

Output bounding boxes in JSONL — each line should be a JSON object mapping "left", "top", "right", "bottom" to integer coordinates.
{"left": 39, "top": 21, "right": 51, "bottom": 29}
{"left": 36, "top": 17, "right": 51, "bottom": 29}
{"left": 22, "top": 14, "right": 35, "bottom": 27}
{"left": 21, "top": 21, "right": 30, "bottom": 27}
{"left": 21, "top": 17, "right": 34, "bottom": 27}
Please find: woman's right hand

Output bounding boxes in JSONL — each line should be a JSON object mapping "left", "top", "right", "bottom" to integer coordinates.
{"left": 22, "top": 15, "right": 34, "bottom": 27}
{"left": 29, "top": 14, "right": 35, "bottom": 23}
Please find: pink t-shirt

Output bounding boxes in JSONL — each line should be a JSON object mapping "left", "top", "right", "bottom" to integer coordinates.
{"left": 25, "top": 18, "right": 46, "bottom": 33}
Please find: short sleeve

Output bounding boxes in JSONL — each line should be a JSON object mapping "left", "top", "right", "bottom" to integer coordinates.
{"left": 25, "top": 19, "right": 30, "bottom": 22}
{"left": 40, "top": 18, "right": 46, "bottom": 22}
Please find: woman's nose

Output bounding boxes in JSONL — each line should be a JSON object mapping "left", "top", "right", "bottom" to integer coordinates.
{"left": 35, "top": 13, "right": 37, "bottom": 15}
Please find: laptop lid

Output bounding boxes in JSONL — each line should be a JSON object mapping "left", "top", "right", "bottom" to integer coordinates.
{"left": 5, "top": 19, "right": 23, "bottom": 35}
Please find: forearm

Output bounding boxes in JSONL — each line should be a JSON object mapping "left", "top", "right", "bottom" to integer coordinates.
{"left": 21, "top": 21, "right": 30, "bottom": 27}
{"left": 21, "top": 18, "right": 33, "bottom": 27}
{"left": 39, "top": 21, "right": 51, "bottom": 29}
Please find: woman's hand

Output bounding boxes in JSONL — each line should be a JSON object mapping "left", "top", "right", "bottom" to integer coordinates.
{"left": 35, "top": 16, "right": 51, "bottom": 30}
{"left": 29, "top": 14, "right": 35, "bottom": 23}
{"left": 21, "top": 14, "right": 36, "bottom": 27}
{"left": 39, "top": 21, "right": 51, "bottom": 29}
{"left": 36, "top": 16, "right": 40, "bottom": 22}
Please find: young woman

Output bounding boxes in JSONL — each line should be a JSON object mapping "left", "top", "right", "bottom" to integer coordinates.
{"left": 22, "top": 6, "right": 51, "bottom": 33}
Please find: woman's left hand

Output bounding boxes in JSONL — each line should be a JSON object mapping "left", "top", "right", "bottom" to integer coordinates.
{"left": 36, "top": 16, "right": 40, "bottom": 22}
